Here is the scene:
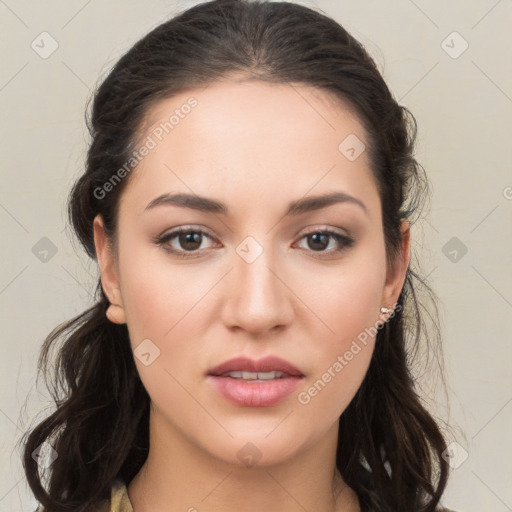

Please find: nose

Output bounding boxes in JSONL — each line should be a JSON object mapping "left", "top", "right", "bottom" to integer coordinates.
{"left": 220, "top": 242, "right": 294, "bottom": 336}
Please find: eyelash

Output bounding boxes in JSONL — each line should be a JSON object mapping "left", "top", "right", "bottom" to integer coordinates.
{"left": 153, "top": 226, "right": 355, "bottom": 259}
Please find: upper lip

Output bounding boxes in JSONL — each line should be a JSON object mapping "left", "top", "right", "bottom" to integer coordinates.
{"left": 208, "top": 356, "right": 304, "bottom": 377}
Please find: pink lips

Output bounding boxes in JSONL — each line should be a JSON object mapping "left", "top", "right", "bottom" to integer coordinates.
{"left": 208, "top": 356, "right": 304, "bottom": 377}
{"left": 207, "top": 356, "right": 305, "bottom": 407}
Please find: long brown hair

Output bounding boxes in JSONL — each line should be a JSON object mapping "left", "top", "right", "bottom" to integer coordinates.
{"left": 22, "top": 1, "right": 451, "bottom": 510}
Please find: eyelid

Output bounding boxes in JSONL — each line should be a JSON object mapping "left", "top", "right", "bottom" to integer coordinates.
{"left": 156, "top": 224, "right": 351, "bottom": 240}
{"left": 299, "top": 224, "right": 351, "bottom": 238}
{"left": 156, "top": 224, "right": 215, "bottom": 239}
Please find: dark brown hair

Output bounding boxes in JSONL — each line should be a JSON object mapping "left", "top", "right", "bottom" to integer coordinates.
{"left": 22, "top": 1, "right": 452, "bottom": 510}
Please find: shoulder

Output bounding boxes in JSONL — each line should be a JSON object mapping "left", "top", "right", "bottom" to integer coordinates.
{"left": 106, "top": 479, "right": 134, "bottom": 512}
{"left": 34, "top": 480, "right": 134, "bottom": 512}
{"left": 35, "top": 485, "right": 459, "bottom": 512}
{"left": 363, "top": 504, "right": 459, "bottom": 512}
{"left": 87, "top": 479, "right": 133, "bottom": 512}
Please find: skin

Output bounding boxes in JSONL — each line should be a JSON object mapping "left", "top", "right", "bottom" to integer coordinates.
{"left": 93, "top": 76, "right": 410, "bottom": 512}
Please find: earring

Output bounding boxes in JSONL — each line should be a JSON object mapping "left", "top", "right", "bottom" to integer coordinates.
{"left": 377, "top": 306, "right": 394, "bottom": 330}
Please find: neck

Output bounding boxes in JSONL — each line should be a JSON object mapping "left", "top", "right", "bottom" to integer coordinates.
{"left": 127, "top": 406, "right": 360, "bottom": 512}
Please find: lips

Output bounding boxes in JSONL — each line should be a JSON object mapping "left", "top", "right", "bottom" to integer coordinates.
{"left": 208, "top": 355, "right": 304, "bottom": 377}
{"left": 207, "top": 356, "right": 305, "bottom": 407}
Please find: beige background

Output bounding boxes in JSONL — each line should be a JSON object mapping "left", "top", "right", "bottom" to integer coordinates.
{"left": 1, "top": 1, "right": 511, "bottom": 510}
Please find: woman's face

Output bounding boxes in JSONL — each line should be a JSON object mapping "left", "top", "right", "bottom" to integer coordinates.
{"left": 94, "top": 77, "right": 409, "bottom": 467}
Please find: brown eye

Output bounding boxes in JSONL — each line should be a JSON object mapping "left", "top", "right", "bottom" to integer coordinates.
{"left": 154, "top": 227, "right": 354, "bottom": 259}
{"left": 177, "top": 231, "right": 203, "bottom": 251}
{"left": 154, "top": 227, "right": 216, "bottom": 257}
{"left": 296, "top": 229, "right": 355, "bottom": 257}
{"left": 306, "top": 232, "right": 331, "bottom": 251}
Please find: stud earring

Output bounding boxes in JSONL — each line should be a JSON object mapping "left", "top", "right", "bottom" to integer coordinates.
{"left": 380, "top": 307, "right": 393, "bottom": 314}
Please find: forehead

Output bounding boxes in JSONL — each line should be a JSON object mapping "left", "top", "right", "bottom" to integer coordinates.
{"left": 120, "top": 78, "right": 380, "bottom": 220}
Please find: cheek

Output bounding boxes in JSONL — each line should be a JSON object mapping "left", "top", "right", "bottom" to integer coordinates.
{"left": 296, "top": 253, "right": 385, "bottom": 342}
{"left": 295, "top": 274, "right": 380, "bottom": 424}
{"left": 117, "top": 250, "right": 212, "bottom": 401}
{"left": 293, "top": 252, "right": 385, "bottom": 414}
{"left": 118, "top": 244, "right": 212, "bottom": 343}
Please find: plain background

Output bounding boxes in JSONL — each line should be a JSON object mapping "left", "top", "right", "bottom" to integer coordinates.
{"left": 1, "top": 1, "right": 511, "bottom": 510}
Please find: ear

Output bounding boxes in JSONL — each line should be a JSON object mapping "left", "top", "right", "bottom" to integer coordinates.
{"left": 380, "top": 220, "right": 411, "bottom": 317}
{"left": 93, "top": 214, "right": 126, "bottom": 325}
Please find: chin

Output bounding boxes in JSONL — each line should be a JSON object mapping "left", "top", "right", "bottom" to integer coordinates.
{"left": 201, "top": 431, "right": 309, "bottom": 470}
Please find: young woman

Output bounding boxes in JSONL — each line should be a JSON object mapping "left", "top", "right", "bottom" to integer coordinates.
{"left": 23, "top": 1, "right": 458, "bottom": 510}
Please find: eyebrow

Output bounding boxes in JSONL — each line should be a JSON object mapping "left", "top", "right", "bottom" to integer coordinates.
{"left": 144, "top": 191, "right": 368, "bottom": 216}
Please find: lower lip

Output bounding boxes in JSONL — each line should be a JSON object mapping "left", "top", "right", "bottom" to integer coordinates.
{"left": 207, "top": 375, "right": 304, "bottom": 407}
